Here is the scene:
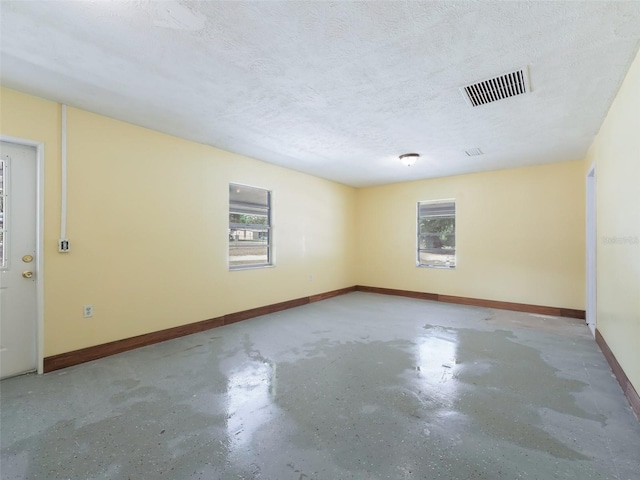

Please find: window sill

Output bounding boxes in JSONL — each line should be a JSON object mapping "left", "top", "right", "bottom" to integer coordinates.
{"left": 229, "top": 264, "right": 275, "bottom": 271}
{"left": 417, "top": 264, "right": 456, "bottom": 269}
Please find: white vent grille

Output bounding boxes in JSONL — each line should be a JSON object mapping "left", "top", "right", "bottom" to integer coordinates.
{"left": 465, "top": 148, "right": 483, "bottom": 156}
{"left": 460, "top": 68, "right": 530, "bottom": 107}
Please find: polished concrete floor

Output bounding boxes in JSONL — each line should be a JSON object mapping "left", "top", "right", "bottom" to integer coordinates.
{"left": 2, "top": 292, "right": 639, "bottom": 480}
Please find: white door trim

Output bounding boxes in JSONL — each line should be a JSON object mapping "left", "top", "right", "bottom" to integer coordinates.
{"left": 586, "top": 162, "right": 596, "bottom": 337}
{"left": 1, "top": 135, "right": 45, "bottom": 374}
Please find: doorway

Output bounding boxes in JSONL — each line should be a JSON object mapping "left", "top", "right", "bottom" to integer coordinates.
{"left": 586, "top": 164, "right": 596, "bottom": 337}
{"left": 0, "top": 139, "right": 43, "bottom": 378}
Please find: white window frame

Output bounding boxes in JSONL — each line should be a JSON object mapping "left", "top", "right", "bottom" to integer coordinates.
{"left": 417, "top": 199, "right": 456, "bottom": 269}
{"left": 229, "top": 183, "right": 273, "bottom": 270}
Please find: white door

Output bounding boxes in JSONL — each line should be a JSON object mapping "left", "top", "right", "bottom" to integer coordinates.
{"left": 586, "top": 166, "right": 596, "bottom": 337}
{"left": 0, "top": 141, "right": 38, "bottom": 378}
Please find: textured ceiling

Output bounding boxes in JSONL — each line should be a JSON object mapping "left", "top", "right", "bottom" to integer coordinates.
{"left": 1, "top": 1, "right": 639, "bottom": 187}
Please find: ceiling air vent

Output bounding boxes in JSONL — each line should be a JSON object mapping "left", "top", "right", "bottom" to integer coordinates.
{"left": 465, "top": 148, "right": 483, "bottom": 156}
{"left": 460, "top": 67, "right": 530, "bottom": 107}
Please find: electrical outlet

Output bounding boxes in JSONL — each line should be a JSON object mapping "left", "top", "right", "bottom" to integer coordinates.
{"left": 58, "top": 238, "right": 70, "bottom": 252}
{"left": 83, "top": 305, "right": 93, "bottom": 318}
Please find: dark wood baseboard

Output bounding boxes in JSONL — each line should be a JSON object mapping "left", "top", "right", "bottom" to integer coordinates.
{"left": 310, "top": 286, "right": 357, "bottom": 303}
{"left": 43, "top": 285, "right": 585, "bottom": 374}
{"left": 43, "top": 286, "right": 356, "bottom": 373}
{"left": 355, "top": 285, "right": 586, "bottom": 319}
{"left": 223, "top": 297, "right": 310, "bottom": 325}
{"left": 43, "top": 316, "right": 226, "bottom": 373}
{"left": 595, "top": 329, "right": 640, "bottom": 421}
{"left": 355, "top": 285, "right": 439, "bottom": 302}
{"left": 45, "top": 286, "right": 639, "bottom": 424}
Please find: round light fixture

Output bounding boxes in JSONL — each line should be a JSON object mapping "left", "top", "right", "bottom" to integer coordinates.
{"left": 399, "top": 153, "right": 419, "bottom": 167}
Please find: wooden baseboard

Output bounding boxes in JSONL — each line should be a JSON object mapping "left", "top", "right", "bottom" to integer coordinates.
{"left": 355, "top": 285, "right": 586, "bottom": 319}
{"left": 43, "top": 285, "right": 585, "bottom": 374}
{"left": 223, "top": 297, "right": 310, "bottom": 325}
{"left": 43, "top": 286, "right": 355, "bottom": 373}
{"left": 595, "top": 329, "right": 640, "bottom": 421}
{"left": 310, "top": 286, "right": 357, "bottom": 303}
{"left": 355, "top": 285, "right": 439, "bottom": 302}
{"left": 43, "top": 316, "right": 225, "bottom": 373}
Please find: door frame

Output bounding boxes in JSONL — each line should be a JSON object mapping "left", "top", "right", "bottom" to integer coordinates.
{"left": 1, "top": 135, "right": 45, "bottom": 374}
{"left": 586, "top": 162, "right": 596, "bottom": 337}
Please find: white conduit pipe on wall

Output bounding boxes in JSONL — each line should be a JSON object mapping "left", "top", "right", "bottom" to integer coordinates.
{"left": 59, "top": 104, "right": 69, "bottom": 251}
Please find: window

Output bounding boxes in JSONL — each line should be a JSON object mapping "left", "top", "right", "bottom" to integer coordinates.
{"left": 229, "top": 183, "right": 272, "bottom": 269}
{"left": 417, "top": 200, "right": 456, "bottom": 268}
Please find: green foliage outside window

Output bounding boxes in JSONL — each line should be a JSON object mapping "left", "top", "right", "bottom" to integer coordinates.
{"left": 419, "top": 218, "right": 455, "bottom": 250}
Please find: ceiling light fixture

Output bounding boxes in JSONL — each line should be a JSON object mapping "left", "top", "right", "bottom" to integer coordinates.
{"left": 399, "top": 153, "right": 419, "bottom": 167}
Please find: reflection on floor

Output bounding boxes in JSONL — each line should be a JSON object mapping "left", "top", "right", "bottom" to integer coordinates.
{"left": 2, "top": 292, "right": 639, "bottom": 479}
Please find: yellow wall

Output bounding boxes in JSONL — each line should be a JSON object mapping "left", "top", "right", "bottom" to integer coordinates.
{"left": 356, "top": 161, "right": 586, "bottom": 310}
{"left": 0, "top": 82, "right": 613, "bottom": 364}
{"left": 585, "top": 49, "right": 640, "bottom": 393}
{"left": 0, "top": 88, "right": 356, "bottom": 356}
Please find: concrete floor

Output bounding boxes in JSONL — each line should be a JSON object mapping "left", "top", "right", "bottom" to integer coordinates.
{"left": 1, "top": 292, "right": 639, "bottom": 480}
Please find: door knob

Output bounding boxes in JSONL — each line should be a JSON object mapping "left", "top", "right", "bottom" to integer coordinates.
{"left": 22, "top": 271, "right": 33, "bottom": 279}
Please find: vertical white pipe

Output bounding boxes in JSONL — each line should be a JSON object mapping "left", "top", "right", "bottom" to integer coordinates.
{"left": 61, "top": 104, "right": 67, "bottom": 239}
